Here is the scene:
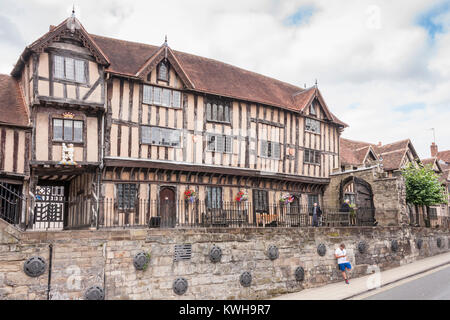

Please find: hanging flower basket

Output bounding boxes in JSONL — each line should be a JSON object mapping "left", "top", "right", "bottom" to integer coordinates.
{"left": 184, "top": 190, "right": 197, "bottom": 203}
{"left": 280, "top": 193, "right": 294, "bottom": 204}
{"left": 235, "top": 190, "right": 248, "bottom": 202}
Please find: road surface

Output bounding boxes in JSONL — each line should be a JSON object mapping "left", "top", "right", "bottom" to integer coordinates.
{"left": 362, "top": 264, "right": 450, "bottom": 300}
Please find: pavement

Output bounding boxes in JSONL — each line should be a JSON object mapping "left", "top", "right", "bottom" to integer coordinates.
{"left": 360, "top": 264, "right": 450, "bottom": 300}
{"left": 271, "top": 251, "right": 450, "bottom": 300}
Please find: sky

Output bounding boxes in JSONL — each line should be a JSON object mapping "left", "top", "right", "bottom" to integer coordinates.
{"left": 0, "top": 0, "right": 449, "bottom": 159}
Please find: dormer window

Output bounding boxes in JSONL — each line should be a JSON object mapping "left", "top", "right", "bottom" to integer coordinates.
{"left": 54, "top": 55, "right": 86, "bottom": 83}
{"left": 310, "top": 102, "right": 317, "bottom": 116}
{"left": 158, "top": 61, "right": 169, "bottom": 82}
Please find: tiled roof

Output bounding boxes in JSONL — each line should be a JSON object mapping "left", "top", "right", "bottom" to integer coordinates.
{"left": 340, "top": 137, "right": 418, "bottom": 171}
{"left": 340, "top": 138, "right": 373, "bottom": 166}
{"left": 437, "top": 150, "right": 450, "bottom": 163}
{"left": 0, "top": 74, "right": 29, "bottom": 127}
{"left": 88, "top": 34, "right": 346, "bottom": 125}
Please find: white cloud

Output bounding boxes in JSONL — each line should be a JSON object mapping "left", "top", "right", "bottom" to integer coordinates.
{"left": 0, "top": 0, "right": 449, "bottom": 158}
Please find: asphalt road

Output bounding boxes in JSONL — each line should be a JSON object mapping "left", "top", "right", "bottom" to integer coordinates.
{"left": 364, "top": 265, "right": 450, "bottom": 300}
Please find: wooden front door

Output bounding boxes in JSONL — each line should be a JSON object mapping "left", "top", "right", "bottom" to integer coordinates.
{"left": 353, "top": 178, "right": 375, "bottom": 225}
{"left": 159, "top": 187, "right": 176, "bottom": 228}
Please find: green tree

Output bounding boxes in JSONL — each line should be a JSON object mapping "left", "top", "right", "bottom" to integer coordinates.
{"left": 402, "top": 163, "right": 447, "bottom": 206}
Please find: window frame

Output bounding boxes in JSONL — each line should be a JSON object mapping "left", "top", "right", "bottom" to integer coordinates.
{"left": 157, "top": 61, "right": 170, "bottom": 82}
{"left": 206, "top": 186, "right": 222, "bottom": 209}
{"left": 304, "top": 148, "right": 321, "bottom": 165}
{"left": 206, "top": 134, "right": 233, "bottom": 154}
{"left": 117, "top": 183, "right": 137, "bottom": 211}
{"left": 205, "top": 98, "right": 232, "bottom": 124}
{"left": 253, "top": 189, "right": 269, "bottom": 213}
{"left": 53, "top": 55, "right": 87, "bottom": 84}
{"left": 305, "top": 117, "right": 321, "bottom": 134}
{"left": 52, "top": 118, "right": 84, "bottom": 143}
{"left": 142, "top": 84, "right": 182, "bottom": 109}
{"left": 309, "top": 102, "right": 317, "bottom": 116}
{"left": 140, "top": 125, "right": 181, "bottom": 147}
{"left": 260, "top": 140, "right": 281, "bottom": 159}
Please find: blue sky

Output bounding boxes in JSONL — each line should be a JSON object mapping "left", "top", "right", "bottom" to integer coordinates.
{"left": 417, "top": 1, "right": 450, "bottom": 39}
{"left": 0, "top": 0, "right": 449, "bottom": 158}
{"left": 285, "top": 5, "right": 315, "bottom": 26}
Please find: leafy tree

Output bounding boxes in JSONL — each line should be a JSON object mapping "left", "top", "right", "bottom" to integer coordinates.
{"left": 402, "top": 163, "right": 447, "bottom": 206}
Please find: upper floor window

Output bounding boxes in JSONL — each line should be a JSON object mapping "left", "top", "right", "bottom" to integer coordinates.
{"left": 143, "top": 85, "right": 181, "bottom": 108}
{"left": 158, "top": 61, "right": 169, "bottom": 81}
{"left": 206, "top": 99, "right": 231, "bottom": 123}
{"left": 260, "top": 141, "right": 281, "bottom": 159}
{"left": 304, "top": 149, "right": 321, "bottom": 165}
{"left": 141, "top": 126, "right": 181, "bottom": 147}
{"left": 53, "top": 55, "right": 86, "bottom": 83}
{"left": 305, "top": 118, "right": 321, "bottom": 134}
{"left": 53, "top": 118, "right": 83, "bottom": 143}
{"left": 207, "top": 134, "right": 233, "bottom": 153}
{"left": 310, "top": 102, "right": 317, "bottom": 116}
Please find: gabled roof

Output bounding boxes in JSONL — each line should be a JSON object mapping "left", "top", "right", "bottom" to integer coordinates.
{"left": 11, "top": 17, "right": 109, "bottom": 77}
{"left": 88, "top": 34, "right": 346, "bottom": 125}
{"left": 340, "top": 137, "right": 420, "bottom": 171}
{"left": 0, "top": 74, "right": 29, "bottom": 127}
{"left": 10, "top": 17, "right": 347, "bottom": 127}
{"left": 437, "top": 150, "right": 450, "bottom": 164}
{"left": 340, "top": 138, "right": 377, "bottom": 166}
{"left": 374, "top": 139, "right": 420, "bottom": 171}
{"left": 421, "top": 157, "right": 443, "bottom": 173}
{"left": 440, "top": 163, "right": 450, "bottom": 182}
{"left": 135, "top": 43, "right": 195, "bottom": 89}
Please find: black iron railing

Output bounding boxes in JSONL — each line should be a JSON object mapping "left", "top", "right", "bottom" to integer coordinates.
{"left": 1, "top": 190, "right": 384, "bottom": 230}
{"left": 97, "top": 200, "right": 377, "bottom": 229}
{"left": 0, "top": 183, "right": 22, "bottom": 226}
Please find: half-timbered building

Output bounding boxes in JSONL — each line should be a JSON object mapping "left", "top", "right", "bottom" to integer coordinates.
{"left": 1, "top": 14, "right": 347, "bottom": 230}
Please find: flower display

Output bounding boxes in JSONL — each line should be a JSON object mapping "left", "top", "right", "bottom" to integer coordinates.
{"left": 279, "top": 193, "right": 294, "bottom": 204}
{"left": 184, "top": 189, "right": 197, "bottom": 203}
{"left": 235, "top": 190, "right": 248, "bottom": 202}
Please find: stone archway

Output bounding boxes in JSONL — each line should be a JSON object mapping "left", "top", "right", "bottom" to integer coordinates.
{"left": 339, "top": 176, "right": 375, "bottom": 225}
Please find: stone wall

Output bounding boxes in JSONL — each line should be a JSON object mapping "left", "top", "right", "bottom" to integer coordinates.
{"left": 0, "top": 219, "right": 449, "bottom": 300}
{"left": 324, "top": 168, "right": 409, "bottom": 226}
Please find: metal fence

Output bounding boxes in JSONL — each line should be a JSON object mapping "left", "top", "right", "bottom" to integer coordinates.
{"left": 0, "top": 183, "right": 22, "bottom": 226}
{"left": 8, "top": 190, "right": 450, "bottom": 230}
{"left": 97, "top": 200, "right": 377, "bottom": 229}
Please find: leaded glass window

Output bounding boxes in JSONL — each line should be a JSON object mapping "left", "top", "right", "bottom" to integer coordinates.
{"left": 207, "top": 134, "right": 232, "bottom": 153}
{"left": 141, "top": 126, "right": 180, "bottom": 147}
{"left": 305, "top": 118, "right": 321, "bottom": 134}
{"left": 206, "top": 187, "right": 222, "bottom": 209}
{"left": 304, "top": 149, "right": 321, "bottom": 165}
{"left": 53, "top": 119, "right": 83, "bottom": 142}
{"left": 53, "top": 55, "right": 86, "bottom": 83}
{"left": 142, "top": 85, "right": 181, "bottom": 108}
{"left": 206, "top": 98, "right": 231, "bottom": 123}
{"left": 117, "top": 184, "right": 137, "bottom": 210}
{"left": 158, "top": 62, "right": 168, "bottom": 81}
{"left": 260, "top": 140, "right": 280, "bottom": 159}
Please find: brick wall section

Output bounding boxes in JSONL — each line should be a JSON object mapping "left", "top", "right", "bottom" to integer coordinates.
{"left": 0, "top": 219, "right": 449, "bottom": 300}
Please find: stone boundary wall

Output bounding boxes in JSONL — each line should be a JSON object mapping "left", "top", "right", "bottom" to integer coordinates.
{"left": 0, "top": 219, "right": 449, "bottom": 300}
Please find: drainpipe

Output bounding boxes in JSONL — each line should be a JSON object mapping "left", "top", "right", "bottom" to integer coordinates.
{"left": 47, "top": 244, "right": 53, "bottom": 300}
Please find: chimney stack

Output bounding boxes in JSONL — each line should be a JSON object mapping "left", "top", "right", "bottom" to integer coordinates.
{"left": 378, "top": 141, "right": 382, "bottom": 147}
{"left": 430, "top": 142, "right": 438, "bottom": 157}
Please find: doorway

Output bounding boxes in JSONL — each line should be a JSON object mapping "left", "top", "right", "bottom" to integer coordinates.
{"left": 159, "top": 187, "right": 176, "bottom": 228}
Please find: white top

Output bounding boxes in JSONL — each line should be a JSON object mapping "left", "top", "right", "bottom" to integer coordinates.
{"left": 335, "top": 248, "right": 348, "bottom": 264}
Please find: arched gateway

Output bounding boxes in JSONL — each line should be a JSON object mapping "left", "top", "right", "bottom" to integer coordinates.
{"left": 339, "top": 176, "right": 375, "bottom": 225}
